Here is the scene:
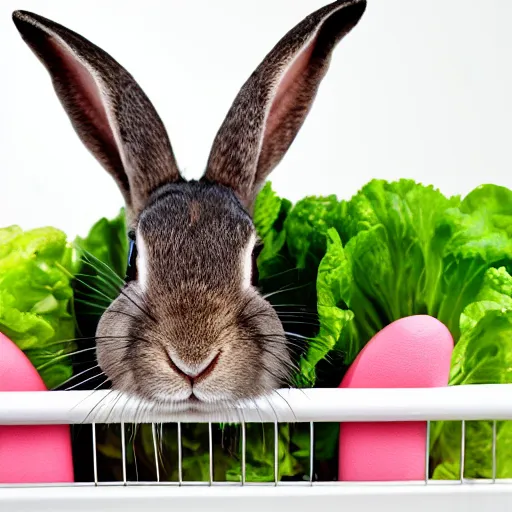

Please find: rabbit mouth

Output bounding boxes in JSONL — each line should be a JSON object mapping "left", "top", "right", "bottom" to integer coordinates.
{"left": 152, "top": 392, "right": 239, "bottom": 410}
{"left": 156, "top": 396, "right": 242, "bottom": 418}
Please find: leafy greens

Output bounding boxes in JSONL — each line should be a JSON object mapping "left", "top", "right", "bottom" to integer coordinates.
{"left": 3, "top": 179, "right": 512, "bottom": 482}
{"left": 0, "top": 225, "right": 76, "bottom": 389}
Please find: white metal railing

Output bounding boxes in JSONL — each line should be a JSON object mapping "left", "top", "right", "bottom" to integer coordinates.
{"left": 0, "top": 384, "right": 511, "bottom": 424}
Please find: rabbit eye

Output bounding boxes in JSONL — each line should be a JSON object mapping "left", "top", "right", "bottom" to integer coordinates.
{"left": 251, "top": 244, "right": 263, "bottom": 287}
{"left": 125, "top": 232, "right": 138, "bottom": 283}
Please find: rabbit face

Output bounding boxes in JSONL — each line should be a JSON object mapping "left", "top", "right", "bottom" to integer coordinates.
{"left": 96, "top": 182, "right": 291, "bottom": 409}
{"left": 13, "top": 0, "right": 367, "bottom": 411}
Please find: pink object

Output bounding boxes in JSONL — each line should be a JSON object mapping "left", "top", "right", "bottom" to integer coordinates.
{"left": 0, "top": 332, "right": 74, "bottom": 483}
{"left": 338, "top": 315, "right": 454, "bottom": 482}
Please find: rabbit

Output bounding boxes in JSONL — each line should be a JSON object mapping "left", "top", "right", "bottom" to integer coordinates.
{"left": 12, "top": 0, "right": 366, "bottom": 413}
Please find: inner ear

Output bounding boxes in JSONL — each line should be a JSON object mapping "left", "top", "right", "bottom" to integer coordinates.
{"left": 261, "top": 35, "right": 317, "bottom": 158}
{"left": 48, "top": 38, "right": 131, "bottom": 197}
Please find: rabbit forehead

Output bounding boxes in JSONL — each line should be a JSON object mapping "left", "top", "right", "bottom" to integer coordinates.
{"left": 136, "top": 182, "right": 255, "bottom": 291}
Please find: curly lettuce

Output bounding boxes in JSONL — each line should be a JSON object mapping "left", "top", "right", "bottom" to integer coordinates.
{"left": 431, "top": 267, "right": 512, "bottom": 479}
{"left": 311, "top": 181, "right": 512, "bottom": 372}
{"left": 0, "top": 226, "right": 76, "bottom": 389}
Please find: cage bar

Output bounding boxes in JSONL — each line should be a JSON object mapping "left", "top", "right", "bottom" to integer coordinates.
{"left": 177, "top": 422, "right": 183, "bottom": 485}
{"left": 151, "top": 424, "right": 160, "bottom": 483}
{"left": 121, "top": 423, "right": 127, "bottom": 485}
{"left": 209, "top": 422, "right": 214, "bottom": 485}
{"left": 274, "top": 422, "right": 279, "bottom": 486}
{"left": 92, "top": 423, "right": 98, "bottom": 486}
{"left": 241, "top": 422, "right": 246, "bottom": 485}
{"left": 309, "top": 422, "right": 314, "bottom": 484}
{"left": 492, "top": 420, "right": 497, "bottom": 482}
{"left": 425, "top": 421, "right": 430, "bottom": 484}
{"left": 459, "top": 421, "right": 465, "bottom": 483}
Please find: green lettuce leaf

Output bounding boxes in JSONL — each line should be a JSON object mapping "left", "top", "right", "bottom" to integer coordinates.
{"left": 0, "top": 226, "right": 76, "bottom": 389}
{"left": 431, "top": 267, "right": 512, "bottom": 479}
{"left": 285, "top": 194, "right": 346, "bottom": 270}
{"left": 253, "top": 182, "right": 293, "bottom": 280}
{"left": 311, "top": 180, "right": 512, "bottom": 369}
{"left": 298, "top": 228, "right": 355, "bottom": 385}
{"left": 72, "top": 208, "right": 128, "bottom": 340}
{"left": 308, "top": 180, "right": 458, "bottom": 366}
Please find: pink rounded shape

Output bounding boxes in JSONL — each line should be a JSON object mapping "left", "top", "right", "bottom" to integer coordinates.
{"left": 338, "top": 315, "right": 454, "bottom": 482}
{"left": 0, "top": 332, "right": 74, "bottom": 483}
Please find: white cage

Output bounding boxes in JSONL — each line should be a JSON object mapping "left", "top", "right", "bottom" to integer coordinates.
{"left": 1, "top": 384, "right": 512, "bottom": 512}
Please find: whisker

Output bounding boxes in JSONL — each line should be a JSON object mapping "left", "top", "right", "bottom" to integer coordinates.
{"left": 56, "top": 260, "right": 118, "bottom": 308}
{"left": 258, "top": 347, "right": 300, "bottom": 373}
{"left": 259, "top": 266, "right": 304, "bottom": 282}
{"left": 284, "top": 331, "right": 315, "bottom": 341}
{"left": 77, "top": 310, "right": 110, "bottom": 317}
{"left": 264, "top": 395, "right": 280, "bottom": 424}
{"left": 117, "top": 287, "right": 157, "bottom": 324}
{"left": 280, "top": 320, "right": 320, "bottom": 327}
{"left": 74, "top": 294, "right": 113, "bottom": 308}
{"left": 52, "top": 364, "right": 101, "bottom": 390}
{"left": 114, "top": 392, "right": 134, "bottom": 424}
{"left": 276, "top": 311, "right": 319, "bottom": 318}
{"left": 34, "top": 342, "right": 132, "bottom": 367}
{"left": 103, "top": 309, "right": 144, "bottom": 323}
{"left": 24, "top": 337, "right": 92, "bottom": 350}
{"left": 263, "top": 282, "right": 312, "bottom": 300}
{"left": 36, "top": 347, "right": 98, "bottom": 371}
{"left": 74, "top": 272, "right": 120, "bottom": 297}
{"left": 271, "top": 304, "right": 316, "bottom": 310}
{"left": 274, "top": 390, "right": 297, "bottom": 421}
{"left": 74, "top": 298, "right": 111, "bottom": 311}
{"left": 259, "top": 363, "right": 293, "bottom": 388}
{"left": 25, "top": 335, "right": 138, "bottom": 353}
{"left": 65, "top": 371, "right": 106, "bottom": 391}
{"left": 250, "top": 335, "right": 305, "bottom": 351}
{"left": 77, "top": 248, "right": 125, "bottom": 285}
{"left": 72, "top": 274, "right": 122, "bottom": 307}
{"left": 152, "top": 423, "right": 165, "bottom": 477}
{"left": 77, "top": 251, "right": 155, "bottom": 324}
{"left": 249, "top": 397, "right": 265, "bottom": 425}
{"left": 81, "top": 387, "right": 116, "bottom": 424}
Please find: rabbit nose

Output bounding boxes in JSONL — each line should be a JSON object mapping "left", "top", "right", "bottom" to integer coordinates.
{"left": 168, "top": 352, "right": 220, "bottom": 383}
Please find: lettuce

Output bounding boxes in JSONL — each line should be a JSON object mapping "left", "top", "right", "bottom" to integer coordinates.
{"left": 253, "top": 182, "right": 293, "bottom": 279}
{"left": 5, "top": 179, "right": 512, "bottom": 484}
{"left": 431, "top": 267, "right": 512, "bottom": 479}
{"left": 72, "top": 209, "right": 128, "bottom": 341}
{"left": 0, "top": 226, "right": 76, "bottom": 389}
{"left": 284, "top": 194, "right": 346, "bottom": 270}
{"left": 299, "top": 229, "right": 354, "bottom": 384}
{"left": 311, "top": 181, "right": 512, "bottom": 372}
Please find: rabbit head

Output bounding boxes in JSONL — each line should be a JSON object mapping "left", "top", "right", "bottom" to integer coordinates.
{"left": 12, "top": 0, "right": 366, "bottom": 412}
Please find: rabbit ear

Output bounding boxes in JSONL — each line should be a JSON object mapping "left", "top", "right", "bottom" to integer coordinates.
{"left": 204, "top": 0, "right": 366, "bottom": 210}
{"left": 12, "top": 10, "right": 182, "bottom": 220}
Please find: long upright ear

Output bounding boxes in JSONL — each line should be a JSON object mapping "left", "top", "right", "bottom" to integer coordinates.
{"left": 12, "top": 10, "right": 182, "bottom": 221}
{"left": 204, "top": 0, "right": 366, "bottom": 210}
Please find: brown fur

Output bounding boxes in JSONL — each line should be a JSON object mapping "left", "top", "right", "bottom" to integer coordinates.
{"left": 188, "top": 200, "right": 201, "bottom": 226}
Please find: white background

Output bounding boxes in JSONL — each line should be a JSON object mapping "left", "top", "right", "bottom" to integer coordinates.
{"left": 1, "top": 0, "right": 511, "bottom": 238}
